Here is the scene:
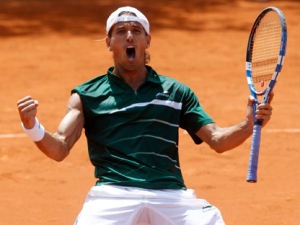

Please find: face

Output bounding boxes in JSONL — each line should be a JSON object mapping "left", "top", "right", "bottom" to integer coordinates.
{"left": 106, "top": 21, "right": 151, "bottom": 70}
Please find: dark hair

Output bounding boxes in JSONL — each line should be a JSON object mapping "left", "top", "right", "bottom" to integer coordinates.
{"left": 119, "top": 11, "right": 137, "bottom": 17}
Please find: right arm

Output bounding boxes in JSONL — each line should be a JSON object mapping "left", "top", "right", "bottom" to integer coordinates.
{"left": 195, "top": 94, "right": 273, "bottom": 153}
{"left": 17, "top": 93, "right": 84, "bottom": 161}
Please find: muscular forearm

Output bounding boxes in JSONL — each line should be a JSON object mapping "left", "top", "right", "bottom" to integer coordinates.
{"left": 35, "top": 110, "right": 83, "bottom": 161}
{"left": 209, "top": 119, "right": 253, "bottom": 153}
{"left": 35, "top": 131, "right": 71, "bottom": 161}
{"left": 197, "top": 95, "right": 273, "bottom": 153}
{"left": 18, "top": 94, "right": 84, "bottom": 161}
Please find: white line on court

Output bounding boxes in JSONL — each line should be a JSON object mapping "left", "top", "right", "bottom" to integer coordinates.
{"left": 1, "top": 129, "right": 300, "bottom": 139}
{"left": 0, "top": 134, "right": 27, "bottom": 138}
{"left": 265, "top": 129, "right": 300, "bottom": 133}
{"left": 182, "top": 129, "right": 300, "bottom": 135}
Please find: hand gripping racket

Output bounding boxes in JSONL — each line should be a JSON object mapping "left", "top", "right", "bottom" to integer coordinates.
{"left": 246, "top": 7, "right": 287, "bottom": 182}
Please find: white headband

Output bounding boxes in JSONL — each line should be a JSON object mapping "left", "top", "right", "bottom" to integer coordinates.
{"left": 106, "top": 6, "right": 150, "bottom": 35}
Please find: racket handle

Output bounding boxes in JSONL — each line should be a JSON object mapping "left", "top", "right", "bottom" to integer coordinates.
{"left": 246, "top": 124, "right": 262, "bottom": 183}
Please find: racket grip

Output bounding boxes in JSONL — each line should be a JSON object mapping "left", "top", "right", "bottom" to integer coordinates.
{"left": 246, "top": 124, "right": 262, "bottom": 183}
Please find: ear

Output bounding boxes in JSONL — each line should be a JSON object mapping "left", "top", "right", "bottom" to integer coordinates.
{"left": 106, "top": 37, "right": 112, "bottom": 51}
{"left": 146, "top": 35, "right": 151, "bottom": 49}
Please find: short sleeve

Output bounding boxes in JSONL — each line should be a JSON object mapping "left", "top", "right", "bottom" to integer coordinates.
{"left": 179, "top": 86, "right": 214, "bottom": 144}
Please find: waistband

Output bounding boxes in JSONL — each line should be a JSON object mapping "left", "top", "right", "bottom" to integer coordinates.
{"left": 88, "top": 185, "right": 199, "bottom": 200}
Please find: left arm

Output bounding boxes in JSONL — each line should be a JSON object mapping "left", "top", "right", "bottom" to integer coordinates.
{"left": 196, "top": 94, "right": 273, "bottom": 153}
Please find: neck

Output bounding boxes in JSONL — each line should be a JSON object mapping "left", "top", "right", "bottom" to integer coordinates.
{"left": 113, "top": 66, "right": 148, "bottom": 91}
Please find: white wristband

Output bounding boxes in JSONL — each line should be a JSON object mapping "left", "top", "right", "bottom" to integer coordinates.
{"left": 21, "top": 117, "right": 45, "bottom": 142}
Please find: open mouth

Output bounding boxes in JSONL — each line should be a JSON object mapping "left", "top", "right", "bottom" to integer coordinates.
{"left": 126, "top": 46, "right": 136, "bottom": 61}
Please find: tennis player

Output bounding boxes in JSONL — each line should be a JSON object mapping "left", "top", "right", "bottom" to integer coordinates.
{"left": 17, "top": 6, "right": 273, "bottom": 225}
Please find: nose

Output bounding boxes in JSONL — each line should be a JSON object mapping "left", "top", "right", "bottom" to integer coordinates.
{"left": 127, "top": 31, "right": 133, "bottom": 41}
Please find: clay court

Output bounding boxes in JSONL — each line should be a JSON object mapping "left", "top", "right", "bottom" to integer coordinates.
{"left": 1, "top": 0, "right": 300, "bottom": 224}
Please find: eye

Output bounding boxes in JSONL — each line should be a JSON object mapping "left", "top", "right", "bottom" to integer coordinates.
{"left": 116, "top": 29, "right": 125, "bottom": 34}
{"left": 133, "top": 28, "right": 142, "bottom": 34}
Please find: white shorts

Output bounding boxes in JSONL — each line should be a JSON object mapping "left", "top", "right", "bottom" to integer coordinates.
{"left": 74, "top": 185, "right": 225, "bottom": 225}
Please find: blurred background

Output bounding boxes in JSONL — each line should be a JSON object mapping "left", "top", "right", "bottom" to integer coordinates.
{"left": 1, "top": 1, "right": 300, "bottom": 224}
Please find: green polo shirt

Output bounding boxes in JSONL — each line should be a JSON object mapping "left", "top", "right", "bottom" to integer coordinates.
{"left": 72, "top": 66, "right": 214, "bottom": 189}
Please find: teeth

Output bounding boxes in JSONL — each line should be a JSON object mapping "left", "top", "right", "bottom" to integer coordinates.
{"left": 127, "top": 46, "right": 134, "bottom": 49}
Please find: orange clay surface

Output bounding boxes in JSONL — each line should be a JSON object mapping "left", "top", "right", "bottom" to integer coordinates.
{"left": 1, "top": 1, "right": 300, "bottom": 224}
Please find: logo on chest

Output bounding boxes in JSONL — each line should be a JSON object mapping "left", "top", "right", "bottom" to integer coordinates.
{"left": 155, "top": 90, "right": 170, "bottom": 100}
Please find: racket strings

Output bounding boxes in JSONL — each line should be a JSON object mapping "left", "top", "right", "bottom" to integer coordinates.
{"left": 251, "top": 12, "right": 281, "bottom": 91}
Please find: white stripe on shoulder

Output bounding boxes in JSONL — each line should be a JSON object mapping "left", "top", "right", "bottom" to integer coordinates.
{"left": 109, "top": 99, "right": 182, "bottom": 114}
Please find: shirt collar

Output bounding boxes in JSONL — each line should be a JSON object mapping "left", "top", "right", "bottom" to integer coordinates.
{"left": 107, "top": 66, "right": 162, "bottom": 84}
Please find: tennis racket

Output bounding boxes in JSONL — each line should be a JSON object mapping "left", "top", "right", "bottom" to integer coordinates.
{"left": 246, "top": 7, "right": 287, "bottom": 183}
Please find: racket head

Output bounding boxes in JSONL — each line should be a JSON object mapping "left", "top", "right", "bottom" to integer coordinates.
{"left": 246, "top": 7, "right": 287, "bottom": 102}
